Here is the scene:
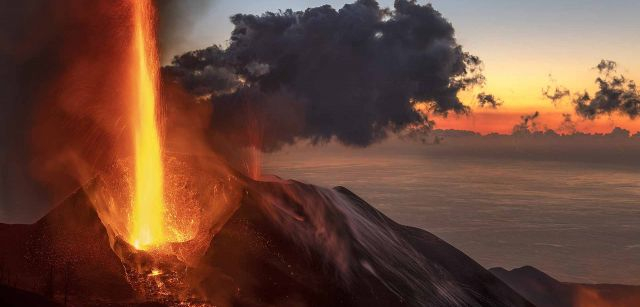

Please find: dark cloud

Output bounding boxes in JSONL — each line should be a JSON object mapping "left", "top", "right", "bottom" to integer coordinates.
{"left": 476, "top": 92, "right": 502, "bottom": 108}
{"left": 573, "top": 60, "right": 640, "bottom": 119}
{"left": 166, "top": 0, "right": 484, "bottom": 150}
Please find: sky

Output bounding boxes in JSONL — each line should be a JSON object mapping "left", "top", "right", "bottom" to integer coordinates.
{"left": 163, "top": 0, "right": 640, "bottom": 134}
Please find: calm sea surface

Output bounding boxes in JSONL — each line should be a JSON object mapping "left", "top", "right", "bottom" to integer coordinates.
{"left": 264, "top": 149, "right": 640, "bottom": 285}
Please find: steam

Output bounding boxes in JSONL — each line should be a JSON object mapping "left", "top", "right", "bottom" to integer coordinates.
{"left": 166, "top": 0, "right": 484, "bottom": 150}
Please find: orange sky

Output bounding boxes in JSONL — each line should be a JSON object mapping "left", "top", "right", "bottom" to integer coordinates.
{"left": 436, "top": 65, "right": 640, "bottom": 135}
{"left": 434, "top": 108, "right": 640, "bottom": 135}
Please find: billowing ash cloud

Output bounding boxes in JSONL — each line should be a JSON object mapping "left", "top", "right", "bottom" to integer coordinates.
{"left": 166, "top": 0, "right": 483, "bottom": 150}
{"left": 574, "top": 60, "right": 640, "bottom": 119}
{"left": 476, "top": 92, "right": 502, "bottom": 108}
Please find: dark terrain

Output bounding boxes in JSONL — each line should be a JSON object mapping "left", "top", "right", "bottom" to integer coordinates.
{"left": 0, "top": 176, "right": 636, "bottom": 306}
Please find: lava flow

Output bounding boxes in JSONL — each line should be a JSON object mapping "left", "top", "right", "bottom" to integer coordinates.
{"left": 129, "top": 0, "right": 166, "bottom": 250}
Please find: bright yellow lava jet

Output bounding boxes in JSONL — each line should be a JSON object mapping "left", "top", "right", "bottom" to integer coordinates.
{"left": 129, "top": 0, "right": 165, "bottom": 250}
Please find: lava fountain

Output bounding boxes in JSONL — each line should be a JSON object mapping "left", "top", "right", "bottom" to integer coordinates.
{"left": 129, "top": 0, "right": 165, "bottom": 250}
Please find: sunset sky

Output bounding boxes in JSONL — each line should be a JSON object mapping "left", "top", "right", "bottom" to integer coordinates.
{"left": 166, "top": 0, "right": 640, "bottom": 134}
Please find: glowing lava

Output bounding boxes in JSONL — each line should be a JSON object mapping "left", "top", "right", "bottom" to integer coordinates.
{"left": 129, "top": 0, "right": 165, "bottom": 250}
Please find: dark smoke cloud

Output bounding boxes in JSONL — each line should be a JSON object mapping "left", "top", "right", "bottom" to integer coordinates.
{"left": 166, "top": 0, "right": 484, "bottom": 150}
{"left": 573, "top": 60, "right": 640, "bottom": 119}
{"left": 476, "top": 92, "right": 502, "bottom": 108}
{"left": 156, "top": 0, "right": 217, "bottom": 63}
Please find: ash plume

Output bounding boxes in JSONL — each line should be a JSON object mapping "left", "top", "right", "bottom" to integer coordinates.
{"left": 166, "top": 0, "right": 484, "bottom": 150}
{"left": 573, "top": 60, "right": 640, "bottom": 119}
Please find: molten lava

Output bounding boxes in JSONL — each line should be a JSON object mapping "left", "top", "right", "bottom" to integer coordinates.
{"left": 129, "top": 0, "right": 165, "bottom": 250}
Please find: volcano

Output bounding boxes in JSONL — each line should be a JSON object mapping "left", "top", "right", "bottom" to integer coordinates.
{"left": 0, "top": 170, "right": 533, "bottom": 306}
